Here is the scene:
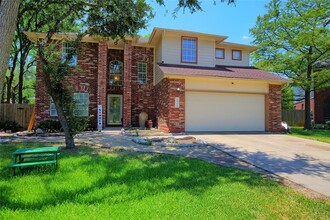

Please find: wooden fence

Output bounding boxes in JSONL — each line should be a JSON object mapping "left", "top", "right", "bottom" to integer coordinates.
{"left": 282, "top": 110, "right": 305, "bottom": 126}
{"left": 0, "top": 104, "right": 35, "bottom": 130}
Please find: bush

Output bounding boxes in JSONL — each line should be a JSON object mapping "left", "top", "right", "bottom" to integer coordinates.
{"left": 313, "top": 124, "right": 328, "bottom": 130}
{"left": 38, "top": 120, "right": 62, "bottom": 133}
{"left": 326, "top": 121, "right": 330, "bottom": 130}
{"left": 0, "top": 120, "right": 20, "bottom": 132}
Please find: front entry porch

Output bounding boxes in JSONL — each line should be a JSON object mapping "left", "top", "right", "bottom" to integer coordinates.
{"left": 107, "top": 94, "right": 123, "bottom": 125}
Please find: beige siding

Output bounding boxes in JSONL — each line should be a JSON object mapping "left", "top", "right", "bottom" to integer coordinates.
{"left": 155, "top": 65, "right": 164, "bottom": 85}
{"left": 185, "top": 77, "right": 268, "bottom": 94}
{"left": 156, "top": 36, "right": 162, "bottom": 63}
{"left": 161, "top": 33, "right": 215, "bottom": 67}
{"left": 215, "top": 47, "right": 250, "bottom": 66}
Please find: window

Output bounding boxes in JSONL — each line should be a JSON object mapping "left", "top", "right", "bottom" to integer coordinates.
{"left": 215, "top": 48, "right": 225, "bottom": 59}
{"left": 74, "top": 93, "right": 89, "bottom": 116}
{"left": 181, "top": 37, "right": 197, "bottom": 63}
{"left": 302, "top": 104, "right": 304, "bottom": 110}
{"left": 138, "top": 63, "right": 147, "bottom": 84}
{"left": 50, "top": 98, "right": 57, "bottom": 116}
{"left": 232, "top": 50, "right": 242, "bottom": 60}
{"left": 109, "top": 60, "right": 123, "bottom": 86}
{"left": 62, "top": 42, "right": 77, "bottom": 66}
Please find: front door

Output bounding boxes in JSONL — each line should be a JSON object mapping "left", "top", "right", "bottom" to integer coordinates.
{"left": 107, "top": 95, "right": 122, "bottom": 125}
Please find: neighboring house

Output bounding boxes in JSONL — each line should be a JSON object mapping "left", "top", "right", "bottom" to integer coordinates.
{"left": 26, "top": 27, "right": 288, "bottom": 132}
{"left": 294, "top": 98, "right": 315, "bottom": 120}
{"left": 315, "top": 87, "right": 330, "bottom": 123}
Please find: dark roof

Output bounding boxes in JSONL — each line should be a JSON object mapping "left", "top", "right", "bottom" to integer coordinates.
{"left": 158, "top": 63, "right": 288, "bottom": 82}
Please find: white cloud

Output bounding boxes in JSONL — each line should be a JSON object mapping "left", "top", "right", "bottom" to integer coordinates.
{"left": 242, "top": 35, "right": 250, "bottom": 40}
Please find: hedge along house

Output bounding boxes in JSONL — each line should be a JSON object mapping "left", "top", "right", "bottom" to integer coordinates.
{"left": 26, "top": 27, "right": 288, "bottom": 132}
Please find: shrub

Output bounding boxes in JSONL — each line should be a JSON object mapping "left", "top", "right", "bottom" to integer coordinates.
{"left": 313, "top": 124, "right": 327, "bottom": 130}
{"left": 326, "top": 121, "right": 330, "bottom": 130}
{"left": 0, "top": 120, "right": 20, "bottom": 132}
{"left": 38, "top": 120, "right": 62, "bottom": 133}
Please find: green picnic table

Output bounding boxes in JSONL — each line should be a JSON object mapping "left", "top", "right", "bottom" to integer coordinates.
{"left": 10, "top": 146, "right": 59, "bottom": 175}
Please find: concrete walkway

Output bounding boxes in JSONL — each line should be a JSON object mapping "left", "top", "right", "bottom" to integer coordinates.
{"left": 193, "top": 134, "right": 330, "bottom": 197}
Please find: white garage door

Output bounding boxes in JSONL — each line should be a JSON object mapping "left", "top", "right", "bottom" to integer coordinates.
{"left": 185, "top": 92, "right": 265, "bottom": 131}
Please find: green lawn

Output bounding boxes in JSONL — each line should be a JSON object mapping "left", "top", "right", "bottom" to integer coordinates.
{"left": 289, "top": 127, "right": 330, "bottom": 144}
{"left": 0, "top": 143, "right": 329, "bottom": 219}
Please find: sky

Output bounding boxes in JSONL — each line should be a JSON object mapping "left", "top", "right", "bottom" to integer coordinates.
{"left": 138, "top": 0, "right": 271, "bottom": 45}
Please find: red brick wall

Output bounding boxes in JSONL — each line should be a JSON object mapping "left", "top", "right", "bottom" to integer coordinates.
{"left": 97, "top": 42, "right": 107, "bottom": 127}
{"left": 123, "top": 42, "right": 132, "bottom": 126}
{"left": 315, "top": 87, "right": 330, "bottom": 123}
{"left": 155, "top": 78, "right": 185, "bottom": 132}
{"left": 268, "top": 84, "right": 282, "bottom": 132}
{"left": 131, "top": 46, "right": 155, "bottom": 126}
{"left": 35, "top": 42, "right": 99, "bottom": 126}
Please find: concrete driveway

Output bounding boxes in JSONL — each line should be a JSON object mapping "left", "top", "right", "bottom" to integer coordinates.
{"left": 192, "top": 134, "right": 330, "bottom": 197}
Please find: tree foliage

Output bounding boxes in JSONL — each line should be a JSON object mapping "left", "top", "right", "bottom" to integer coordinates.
{"left": 250, "top": 0, "right": 330, "bottom": 129}
{"left": 281, "top": 86, "right": 294, "bottom": 110}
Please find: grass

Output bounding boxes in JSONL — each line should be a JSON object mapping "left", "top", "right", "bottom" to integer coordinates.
{"left": 1, "top": 143, "right": 329, "bottom": 219}
{"left": 289, "top": 127, "right": 330, "bottom": 144}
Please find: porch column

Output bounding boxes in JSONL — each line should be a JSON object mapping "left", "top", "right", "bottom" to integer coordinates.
{"left": 97, "top": 42, "right": 107, "bottom": 128}
{"left": 267, "top": 84, "right": 282, "bottom": 132}
{"left": 123, "top": 41, "right": 132, "bottom": 126}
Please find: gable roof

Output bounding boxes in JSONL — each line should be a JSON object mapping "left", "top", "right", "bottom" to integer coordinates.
{"left": 158, "top": 63, "right": 288, "bottom": 83}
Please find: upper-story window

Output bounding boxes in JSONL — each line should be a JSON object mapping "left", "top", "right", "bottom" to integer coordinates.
{"left": 109, "top": 60, "right": 123, "bottom": 86}
{"left": 138, "top": 63, "right": 147, "bottom": 84}
{"left": 181, "top": 37, "right": 197, "bottom": 63}
{"left": 62, "top": 42, "right": 77, "bottom": 66}
{"left": 215, "top": 48, "right": 225, "bottom": 59}
{"left": 232, "top": 50, "right": 242, "bottom": 61}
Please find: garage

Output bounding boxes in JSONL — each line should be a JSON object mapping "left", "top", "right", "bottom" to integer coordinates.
{"left": 185, "top": 91, "right": 265, "bottom": 132}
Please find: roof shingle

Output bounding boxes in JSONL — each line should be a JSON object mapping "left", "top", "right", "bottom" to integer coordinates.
{"left": 158, "top": 63, "right": 287, "bottom": 82}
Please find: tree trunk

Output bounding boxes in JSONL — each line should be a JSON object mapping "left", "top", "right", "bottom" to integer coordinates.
{"left": 54, "top": 98, "right": 75, "bottom": 148}
{"left": 304, "top": 89, "right": 311, "bottom": 130}
{"left": 304, "top": 62, "right": 312, "bottom": 130}
{"left": 0, "top": 0, "right": 20, "bottom": 103}
{"left": 18, "top": 61, "right": 24, "bottom": 103}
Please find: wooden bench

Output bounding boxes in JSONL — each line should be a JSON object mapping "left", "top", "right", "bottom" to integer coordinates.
{"left": 10, "top": 146, "right": 59, "bottom": 175}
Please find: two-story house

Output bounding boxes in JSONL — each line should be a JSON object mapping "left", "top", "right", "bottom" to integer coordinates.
{"left": 26, "top": 27, "right": 287, "bottom": 132}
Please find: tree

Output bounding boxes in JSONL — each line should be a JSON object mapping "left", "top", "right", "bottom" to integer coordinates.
{"left": 250, "top": 0, "right": 330, "bottom": 130}
{"left": 1, "top": 0, "right": 236, "bottom": 147}
{"left": 281, "top": 86, "right": 294, "bottom": 110}
{"left": 0, "top": 0, "right": 20, "bottom": 103}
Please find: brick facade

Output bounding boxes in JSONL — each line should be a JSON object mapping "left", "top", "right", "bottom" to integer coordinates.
{"left": 314, "top": 87, "right": 330, "bottom": 123}
{"left": 34, "top": 41, "right": 283, "bottom": 133}
{"left": 131, "top": 46, "right": 155, "bottom": 126}
{"left": 123, "top": 42, "right": 132, "bottom": 126}
{"left": 267, "top": 84, "right": 282, "bottom": 132}
{"left": 97, "top": 42, "right": 107, "bottom": 127}
{"left": 155, "top": 78, "right": 185, "bottom": 132}
{"left": 35, "top": 42, "right": 99, "bottom": 126}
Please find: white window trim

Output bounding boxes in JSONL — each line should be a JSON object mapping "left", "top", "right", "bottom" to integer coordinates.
{"left": 50, "top": 98, "right": 58, "bottom": 116}
{"left": 181, "top": 37, "right": 197, "bottom": 63}
{"left": 62, "top": 42, "right": 77, "bottom": 66}
{"left": 138, "top": 62, "right": 147, "bottom": 84}
{"left": 73, "top": 92, "right": 89, "bottom": 116}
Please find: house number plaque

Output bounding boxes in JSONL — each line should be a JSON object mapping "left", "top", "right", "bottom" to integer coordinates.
{"left": 175, "top": 97, "right": 180, "bottom": 108}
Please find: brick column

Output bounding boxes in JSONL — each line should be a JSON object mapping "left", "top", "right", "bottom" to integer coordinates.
{"left": 155, "top": 78, "right": 185, "bottom": 133}
{"left": 268, "top": 84, "right": 282, "bottom": 132}
{"left": 97, "top": 42, "right": 107, "bottom": 127}
{"left": 123, "top": 41, "right": 132, "bottom": 126}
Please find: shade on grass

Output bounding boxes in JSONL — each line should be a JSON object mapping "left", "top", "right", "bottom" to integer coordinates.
{"left": 0, "top": 143, "right": 329, "bottom": 219}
